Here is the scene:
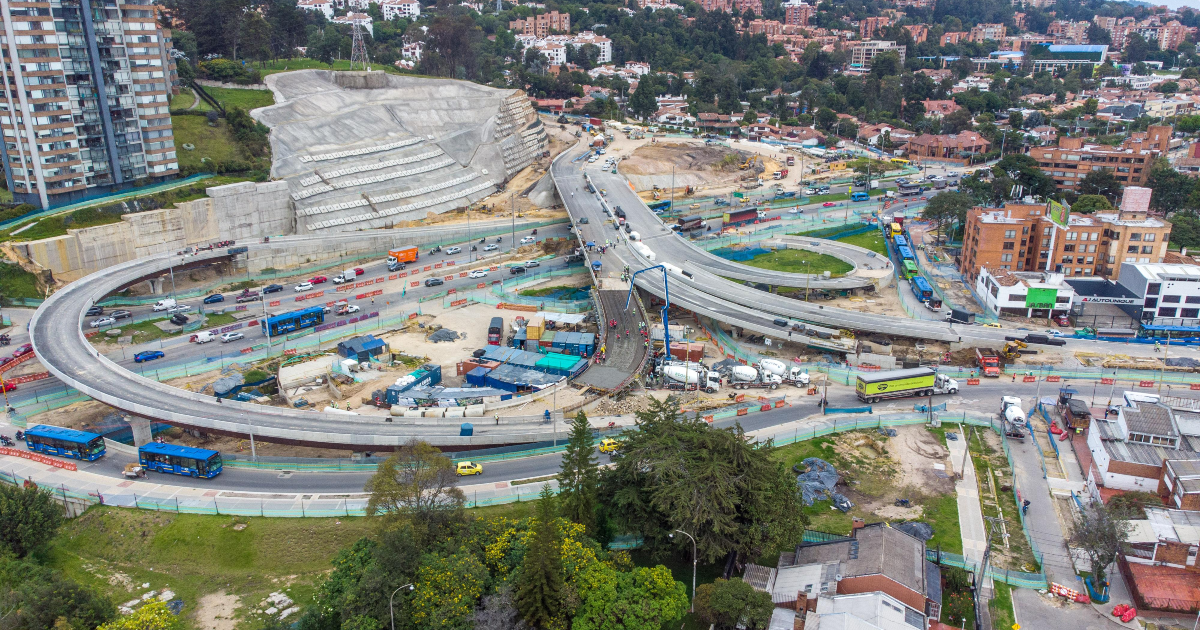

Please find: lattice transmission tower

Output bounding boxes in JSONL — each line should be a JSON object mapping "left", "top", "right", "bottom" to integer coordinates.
{"left": 350, "top": 20, "right": 371, "bottom": 71}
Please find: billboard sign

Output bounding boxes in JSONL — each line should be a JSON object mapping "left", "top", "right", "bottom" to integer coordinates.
{"left": 1026, "top": 287, "right": 1058, "bottom": 309}
{"left": 1049, "top": 200, "right": 1069, "bottom": 227}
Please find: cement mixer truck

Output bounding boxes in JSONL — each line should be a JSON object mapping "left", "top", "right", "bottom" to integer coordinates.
{"left": 727, "top": 365, "right": 783, "bottom": 390}
{"left": 659, "top": 364, "right": 722, "bottom": 393}
{"left": 758, "top": 359, "right": 811, "bottom": 386}
{"left": 1000, "top": 396, "right": 1027, "bottom": 441}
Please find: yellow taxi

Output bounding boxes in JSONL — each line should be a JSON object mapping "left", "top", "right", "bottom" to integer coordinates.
{"left": 598, "top": 438, "right": 621, "bottom": 454}
{"left": 455, "top": 461, "right": 483, "bottom": 476}
{"left": 982, "top": 322, "right": 1002, "bottom": 328}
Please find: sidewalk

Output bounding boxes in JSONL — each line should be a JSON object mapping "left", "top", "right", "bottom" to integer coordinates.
{"left": 946, "top": 425, "right": 989, "bottom": 567}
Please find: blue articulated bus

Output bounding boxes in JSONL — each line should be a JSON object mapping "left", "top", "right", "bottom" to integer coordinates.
{"left": 897, "top": 245, "right": 915, "bottom": 261}
{"left": 911, "top": 276, "right": 934, "bottom": 302}
{"left": 262, "top": 306, "right": 324, "bottom": 336}
{"left": 24, "top": 424, "right": 106, "bottom": 461}
{"left": 893, "top": 235, "right": 907, "bottom": 248}
{"left": 138, "top": 443, "right": 223, "bottom": 478}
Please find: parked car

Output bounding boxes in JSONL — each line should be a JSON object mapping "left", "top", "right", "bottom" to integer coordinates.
{"left": 86, "top": 305, "right": 104, "bottom": 317}
{"left": 263, "top": 284, "right": 283, "bottom": 294}
{"left": 468, "top": 269, "right": 488, "bottom": 278}
{"left": 294, "top": 282, "right": 314, "bottom": 292}
{"left": 424, "top": 278, "right": 444, "bottom": 287}
{"left": 134, "top": 350, "right": 165, "bottom": 363}
{"left": 336, "top": 304, "right": 361, "bottom": 315}
{"left": 12, "top": 344, "right": 32, "bottom": 358}
{"left": 483, "top": 244, "right": 499, "bottom": 251}
{"left": 220, "top": 332, "right": 245, "bottom": 343}
{"left": 203, "top": 294, "right": 225, "bottom": 304}
{"left": 170, "top": 314, "right": 189, "bottom": 325}
{"left": 111, "top": 310, "right": 132, "bottom": 320}
{"left": 90, "top": 317, "right": 116, "bottom": 328}
{"left": 1054, "top": 315, "right": 1071, "bottom": 326}
{"left": 445, "top": 246, "right": 461, "bottom": 255}
{"left": 310, "top": 276, "right": 328, "bottom": 284}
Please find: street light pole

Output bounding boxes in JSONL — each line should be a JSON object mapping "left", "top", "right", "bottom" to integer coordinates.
{"left": 390, "top": 584, "right": 414, "bottom": 630}
{"left": 670, "top": 530, "right": 697, "bottom": 612}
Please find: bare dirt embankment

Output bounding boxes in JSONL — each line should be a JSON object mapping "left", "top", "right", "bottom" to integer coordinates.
{"left": 618, "top": 143, "right": 762, "bottom": 192}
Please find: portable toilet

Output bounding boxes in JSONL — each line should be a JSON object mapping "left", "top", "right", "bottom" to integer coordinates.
{"left": 460, "top": 423, "right": 474, "bottom": 436}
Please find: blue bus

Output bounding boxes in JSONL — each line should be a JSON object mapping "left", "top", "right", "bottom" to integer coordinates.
{"left": 897, "top": 245, "right": 915, "bottom": 261}
{"left": 911, "top": 276, "right": 934, "bottom": 302}
{"left": 138, "top": 443, "right": 223, "bottom": 478}
{"left": 893, "top": 235, "right": 908, "bottom": 248}
{"left": 648, "top": 200, "right": 672, "bottom": 213}
{"left": 24, "top": 425, "right": 106, "bottom": 461}
{"left": 262, "top": 306, "right": 325, "bottom": 337}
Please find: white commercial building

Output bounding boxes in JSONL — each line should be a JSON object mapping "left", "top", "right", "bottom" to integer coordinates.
{"left": 298, "top": 0, "right": 335, "bottom": 18}
{"left": 332, "top": 12, "right": 374, "bottom": 35}
{"left": 1118, "top": 262, "right": 1200, "bottom": 327}
{"left": 976, "top": 267, "right": 1074, "bottom": 318}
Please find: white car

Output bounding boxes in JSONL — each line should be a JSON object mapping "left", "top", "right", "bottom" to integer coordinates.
{"left": 469, "top": 269, "right": 488, "bottom": 278}
{"left": 804, "top": 187, "right": 818, "bottom": 195}
{"left": 294, "top": 282, "right": 314, "bottom": 292}
{"left": 520, "top": 236, "right": 536, "bottom": 244}
{"left": 337, "top": 304, "right": 361, "bottom": 314}
{"left": 333, "top": 275, "right": 346, "bottom": 284}
{"left": 524, "top": 260, "right": 541, "bottom": 268}
{"left": 587, "top": 156, "right": 597, "bottom": 163}
{"left": 220, "top": 331, "right": 244, "bottom": 343}
{"left": 90, "top": 317, "right": 116, "bottom": 328}
{"left": 166, "top": 304, "right": 191, "bottom": 314}
{"left": 483, "top": 244, "right": 499, "bottom": 251}
{"left": 445, "top": 246, "right": 462, "bottom": 255}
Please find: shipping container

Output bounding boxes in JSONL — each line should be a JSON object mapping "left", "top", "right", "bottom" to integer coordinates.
{"left": 465, "top": 366, "right": 492, "bottom": 387}
{"left": 668, "top": 342, "right": 705, "bottom": 362}
{"left": 723, "top": 208, "right": 758, "bottom": 228}
{"left": 512, "top": 328, "right": 527, "bottom": 348}
{"left": 526, "top": 316, "right": 545, "bottom": 340}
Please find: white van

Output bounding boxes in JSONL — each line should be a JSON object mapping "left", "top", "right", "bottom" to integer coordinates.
{"left": 152, "top": 298, "right": 177, "bottom": 312}
{"left": 192, "top": 331, "right": 216, "bottom": 344}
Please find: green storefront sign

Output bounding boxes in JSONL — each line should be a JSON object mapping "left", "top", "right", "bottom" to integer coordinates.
{"left": 1026, "top": 287, "right": 1057, "bottom": 309}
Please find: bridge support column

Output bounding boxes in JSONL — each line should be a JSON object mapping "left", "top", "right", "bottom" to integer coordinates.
{"left": 125, "top": 415, "right": 152, "bottom": 447}
{"left": 144, "top": 278, "right": 164, "bottom": 294}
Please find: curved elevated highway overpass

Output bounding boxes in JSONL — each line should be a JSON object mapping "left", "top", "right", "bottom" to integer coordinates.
{"left": 29, "top": 227, "right": 567, "bottom": 449}
{"left": 551, "top": 143, "right": 1018, "bottom": 348}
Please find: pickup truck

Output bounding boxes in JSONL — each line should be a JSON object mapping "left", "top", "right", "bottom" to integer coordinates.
{"left": 235, "top": 291, "right": 260, "bottom": 303}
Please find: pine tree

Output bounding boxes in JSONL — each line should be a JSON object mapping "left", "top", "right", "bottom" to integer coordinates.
{"left": 516, "top": 485, "right": 564, "bottom": 629}
{"left": 557, "top": 411, "right": 599, "bottom": 531}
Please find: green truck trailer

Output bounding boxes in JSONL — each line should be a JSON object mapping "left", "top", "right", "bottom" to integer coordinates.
{"left": 855, "top": 367, "right": 959, "bottom": 403}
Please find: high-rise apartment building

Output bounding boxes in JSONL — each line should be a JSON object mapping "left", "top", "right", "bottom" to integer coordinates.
{"left": 0, "top": 0, "right": 179, "bottom": 209}
{"left": 1031, "top": 125, "right": 1170, "bottom": 193}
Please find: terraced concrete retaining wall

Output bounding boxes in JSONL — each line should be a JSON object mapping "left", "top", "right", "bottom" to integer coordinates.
{"left": 18, "top": 181, "right": 292, "bottom": 281}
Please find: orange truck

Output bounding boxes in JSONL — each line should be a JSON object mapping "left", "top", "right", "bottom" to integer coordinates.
{"left": 387, "top": 247, "right": 419, "bottom": 264}
{"left": 975, "top": 348, "right": 1001, "bottom": 377}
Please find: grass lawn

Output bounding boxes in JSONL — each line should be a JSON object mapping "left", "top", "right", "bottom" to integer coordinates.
{"left": 48, "top": 508, "right": 373, "bottom": 629}
{"left": 171, "top": 87, "right": 197, "bottom": 110}
{"left": 203, "top": 86, "right": 275, "bottom": 112}
{"left": 806, "top": 192, "right": 850, "bottom": 204}
{"left": 0, "top": 262, "right": 42, "bottom": 300}
{"left": 519, "top": 284, "right": 576, "bottom": 297}
{"left": 989, "top": 582, "right": 1015, "bottom": 630}
{"left": 2, "top": 211, "right": 124, "bottom": 242}
{"left": 837, "top": 230, "right": 887, "bottom": 255}
{"left": 0, "top": 186, "right": 12, "bottom": 203}
{"left": 923, "top": 492, "right": 962, "bottom": 554}
{"left": 737, "top": 248, "right": 853, "bottom": 277}
{"left": 172, "top": 116, "right": 244, "bottom": 172}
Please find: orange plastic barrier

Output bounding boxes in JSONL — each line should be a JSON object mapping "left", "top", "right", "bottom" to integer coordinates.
{"left": 0, "top": 447, "right": 77, "bottom": 471}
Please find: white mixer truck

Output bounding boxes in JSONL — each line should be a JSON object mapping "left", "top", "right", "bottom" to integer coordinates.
{"left": 727, "top": 365, "right": 783, "bottom": 390}
{"left": 1000, "top": 396, "right": 1027, "bottom": 440}
{"left": 659, "top": 364, "right": 722, "bottom": 393}
{"left": 758, "top": 359, "right": 811, "bottom": 386}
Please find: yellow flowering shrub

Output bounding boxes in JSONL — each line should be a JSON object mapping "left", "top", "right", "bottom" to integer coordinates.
{"left": 410, "top": 552, "right": 488, "bottom": 630}
{"left": 97, "top": 602, "right": 182, "bottom": 630}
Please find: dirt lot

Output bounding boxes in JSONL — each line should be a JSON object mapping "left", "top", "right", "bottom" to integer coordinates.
{"left": 619, "top": 143, "right": 764, "bottom": 192}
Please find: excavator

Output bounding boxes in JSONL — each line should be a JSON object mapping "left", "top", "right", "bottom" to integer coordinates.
{"left": 1001, "top": 339, "right": 1036, "bottom": 361}
{"left": 740, "top": 155, "right": 759, "bottom": 170}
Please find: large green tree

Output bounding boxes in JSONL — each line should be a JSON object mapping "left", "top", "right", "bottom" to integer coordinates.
{"left": 571, "top": 565, "right": 688, "bottom": 630}
{"left": 515, "top": 485, "right": 564, "bottom": 629}
{"left": 1077, "top": 169, "right": 1123, "bottom": 203}
{"left": 628, "top": 80, "right": 658, "bottom": 120}
{"left": 1146, "top": 159, "right": 1195, "bottom": 214}
{"left": 694, "top": 578, "right": 774, "bottom": 630}
{"left": 600, "top": 397, "right": 805, "bottom": 564}
{"left": 558, "top": 411, "right": 600, "bottom": 531}
{"left": 1071, "top": 194, "right": 1113, "bottom": 214}
{"left": 0, "top": 556, "right": 115, "bottom": 630}
{"left": 0, "top": 482, "right": 64, "bottom": 557}
{"left": 922, "top": 191, "right": 975, "bottom": 244}
{"left": 364, "top": 440, "right": 465, "bottom": 537}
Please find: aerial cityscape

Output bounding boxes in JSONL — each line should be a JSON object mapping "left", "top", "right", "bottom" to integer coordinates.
{"left": 0, "top": 0, "right": 1199, "bottom": 628}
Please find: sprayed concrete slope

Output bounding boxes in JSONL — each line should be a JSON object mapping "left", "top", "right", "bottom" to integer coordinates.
{"left": 256, "top": 71, "right": 548, "bottom": 234}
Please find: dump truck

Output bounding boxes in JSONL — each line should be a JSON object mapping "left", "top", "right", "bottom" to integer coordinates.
{"left": 975, "top": 348, "right": 1001, "bottom": 377}
{"left": 726, "top": 365, "right": 782, "bottom": 390}
{"left": 855, "top": 367, "right": 958, "bottom": 403}
{"left": 786, "top": 155, "right": 795, "bottom": 166}
{"left": 659, "top": 364, "right": 722, "bottom": 393}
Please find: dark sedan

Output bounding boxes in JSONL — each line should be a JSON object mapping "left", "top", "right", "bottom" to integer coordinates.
{"left": 203, "top": 294, "right": 225, "bottom": 304}
{"left": 134, "top": 350, "right": 165, "bottom": 363}
{"left": 263, "top": 284, "right": 284, "bottom": 294}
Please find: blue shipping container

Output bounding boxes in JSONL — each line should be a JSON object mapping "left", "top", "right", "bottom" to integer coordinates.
{"left": 466, "top": 366, "right": 492, "bottom": 387}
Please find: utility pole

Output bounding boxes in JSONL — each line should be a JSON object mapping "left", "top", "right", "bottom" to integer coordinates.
{"left": 974, "top": 516, "right": 1003, "bottom": 630}
{"left": 1160, "top": 331, "right": 1171, "bottom": 394}
{"left": 510, "top": 192, "right": 516, "bottom": 253}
